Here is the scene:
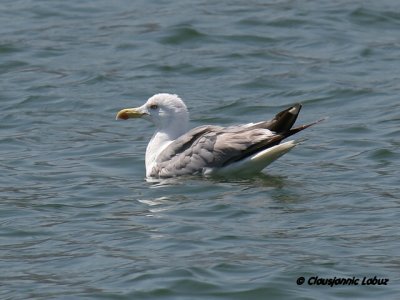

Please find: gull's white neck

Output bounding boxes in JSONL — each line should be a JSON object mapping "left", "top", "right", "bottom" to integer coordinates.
{"left": 145, "top": 118, "right": 189, "bottom": 177}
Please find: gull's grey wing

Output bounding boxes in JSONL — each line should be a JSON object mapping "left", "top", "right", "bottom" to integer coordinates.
{"left": 149, "top": 103, "right": 318, "bottom": 178}
{"left": 150, "top": 125, "right": 284, "bottom": 178}
{"left": 155, "top": 125, "right": 222, "bottom": 162}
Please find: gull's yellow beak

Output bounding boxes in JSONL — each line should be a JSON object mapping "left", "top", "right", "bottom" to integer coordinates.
{"left": 115, "top": 108, "right": 145, "bottom": 120}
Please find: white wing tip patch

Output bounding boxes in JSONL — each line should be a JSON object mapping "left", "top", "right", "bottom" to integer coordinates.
{"left": 289, "top": 106, "right": 300, "bottom": 115}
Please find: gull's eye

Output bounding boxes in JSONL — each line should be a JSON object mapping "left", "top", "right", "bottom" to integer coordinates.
{"left": 149, "top": 104, "right": 158, "bottom": 110}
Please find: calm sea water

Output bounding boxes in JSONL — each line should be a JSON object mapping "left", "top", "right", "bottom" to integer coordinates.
{"left": 1, "top": 0, "right": 399, "bottom": 299}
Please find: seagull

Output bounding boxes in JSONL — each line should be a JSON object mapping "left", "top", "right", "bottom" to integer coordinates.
{"left": 116, "top": 93, "right": 321, "bottom": 178}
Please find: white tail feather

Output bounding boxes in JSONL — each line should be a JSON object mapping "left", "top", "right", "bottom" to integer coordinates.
{"left": 205, "top": 140, "right": 297, "bottom": 176}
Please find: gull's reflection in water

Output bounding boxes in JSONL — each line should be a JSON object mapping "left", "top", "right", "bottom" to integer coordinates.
{"left": 145, "top": 172, "right": 289, "bottom": 189}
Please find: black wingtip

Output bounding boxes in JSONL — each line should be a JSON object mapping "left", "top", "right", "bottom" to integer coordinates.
{"left": 288, "top": 103, "right": 302, "bottom": 115}
{"left": 267, "top": 103, "right": 302, "bottom": 133}
{"left": 286, "top": 117, "right": 326, "bottom": 137}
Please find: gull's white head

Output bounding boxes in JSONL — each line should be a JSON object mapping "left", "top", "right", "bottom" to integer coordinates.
{"left": 116, "top": 93, "right": 189, "bottom": 132}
